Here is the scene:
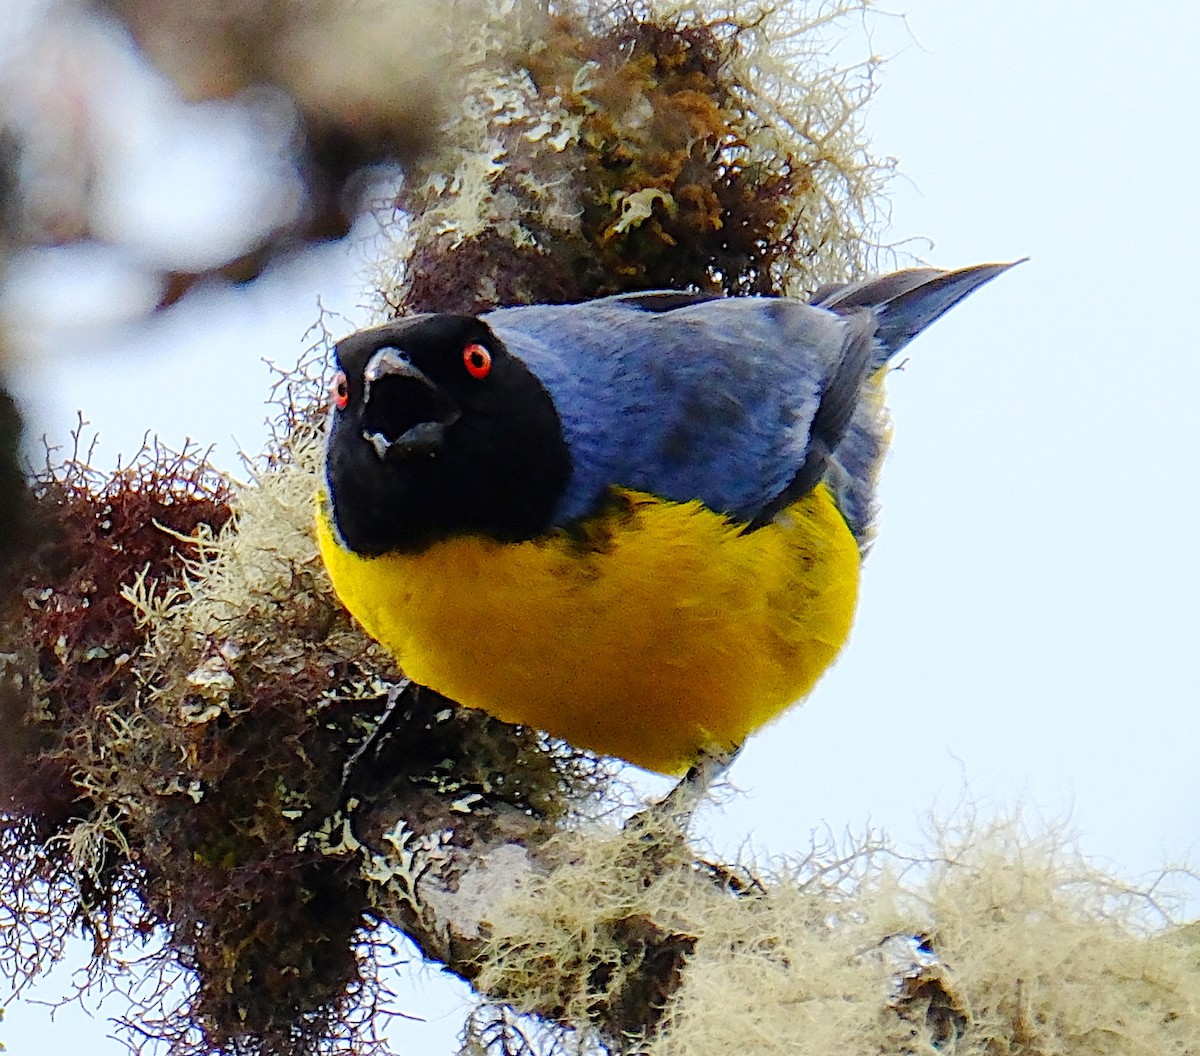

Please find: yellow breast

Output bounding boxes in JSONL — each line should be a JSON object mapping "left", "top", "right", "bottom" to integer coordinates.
{"left": 315, "top": 486, "right": 860, "bottom": 775}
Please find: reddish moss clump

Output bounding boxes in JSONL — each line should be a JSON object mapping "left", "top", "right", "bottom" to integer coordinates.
{"left": 0, "top": 442, "right": 233, "bottom": 1020}
{"left": 395, "top": 14, "right": 811, "bottom": 316}
{"left": 566, "top": 18, "right": 800, "bottom": 295}
{"left": 0, "top": 445, "right": 230, "bottom": 845}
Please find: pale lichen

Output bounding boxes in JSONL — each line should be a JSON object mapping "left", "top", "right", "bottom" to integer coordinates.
{"left": 377, "top": 0, "right": 892, "bottom": 317}
{"left": 471, "top": 815, "right": 1200, "bottom": 1055}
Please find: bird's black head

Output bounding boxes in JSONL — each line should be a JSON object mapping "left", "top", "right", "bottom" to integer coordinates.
{"left": 325, "top": 313, "right": 571, "bottom": 555}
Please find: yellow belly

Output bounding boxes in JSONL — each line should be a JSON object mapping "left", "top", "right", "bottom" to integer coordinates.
{"left": 315, "top": 486, "right": 860, "bottom": 775}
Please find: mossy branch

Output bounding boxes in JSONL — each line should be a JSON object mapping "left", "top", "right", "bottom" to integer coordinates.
{"left": 2, "top": 345, "right": 1199, "bottom": 1056}
{"left": 3, "top": 4, "right": 1198, "bottom": 1056}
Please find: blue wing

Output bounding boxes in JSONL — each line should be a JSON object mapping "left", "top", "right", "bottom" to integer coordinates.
{"left": 483, "top": 263, "right": 1016, "bottom": 540}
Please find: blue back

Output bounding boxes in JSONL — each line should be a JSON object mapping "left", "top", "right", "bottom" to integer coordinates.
{"left": 483, "top": 264, "right": 1014, "bottom": 542}
{"left": 486, "top": 296, "right": 867, "bottom": 529}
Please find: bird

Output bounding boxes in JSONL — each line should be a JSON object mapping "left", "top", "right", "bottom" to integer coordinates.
{"left": 316, "top": 263, "right": 1018, "bottom": 776}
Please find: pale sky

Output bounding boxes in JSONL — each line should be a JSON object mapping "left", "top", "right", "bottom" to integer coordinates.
{"left": 4, "top": 0, "right": 1199, "bottom": 1052}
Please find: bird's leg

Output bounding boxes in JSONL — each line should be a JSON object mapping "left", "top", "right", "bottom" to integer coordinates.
{"left": 655, "top": 744, "right": 740, "bottom": 820}
{"left": 624, "top": 744, "right": 740, "bottom": 840}
{"left": 339, "top": 677, "right": 413, "bottom": 803}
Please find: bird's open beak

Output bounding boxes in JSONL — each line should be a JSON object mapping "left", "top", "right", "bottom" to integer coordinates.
{"left": 361, "top": 348, "right": 461, "bottom": 459}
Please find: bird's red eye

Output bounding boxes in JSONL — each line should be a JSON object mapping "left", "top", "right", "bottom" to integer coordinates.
{"left": 463, "top": 343, "right": 492, "bottom": 379}
{"left": 331, "top": 371, "right": 349, "bottom": 411}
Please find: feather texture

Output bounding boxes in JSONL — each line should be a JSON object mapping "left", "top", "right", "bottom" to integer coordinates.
{"left": 485, "top": 262, "right": 1017, "bottom": 540}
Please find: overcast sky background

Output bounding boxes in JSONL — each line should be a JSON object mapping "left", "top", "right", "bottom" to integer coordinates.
{"left": 4, "top": 0, "right": 1200, "bottom": 1052}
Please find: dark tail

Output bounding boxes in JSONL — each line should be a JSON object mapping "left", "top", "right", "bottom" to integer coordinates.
{"left": 811, "top": 260, "right": 1025, "bottom": 362}
{"left": 745, "top": 260, "right": 1023, "bottom": 532}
